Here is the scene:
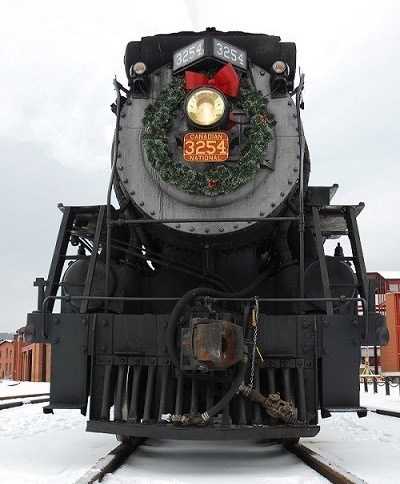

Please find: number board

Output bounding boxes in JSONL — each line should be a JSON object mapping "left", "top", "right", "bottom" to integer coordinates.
{"left": 183, "top": 132, "right": 229, "bottom": 162}
{"left": 212, "top": 38, "right": 247, "bottom": 70}
{"left": 173, "top": 39, "right": 205, "bottom": 72}
{"left": 173, "top": 38, "right": 248, "bottom": 72}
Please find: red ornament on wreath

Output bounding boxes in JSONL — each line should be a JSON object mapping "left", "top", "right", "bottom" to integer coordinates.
{"left": 208, "top": 179, "right": 217, "bottom": 189}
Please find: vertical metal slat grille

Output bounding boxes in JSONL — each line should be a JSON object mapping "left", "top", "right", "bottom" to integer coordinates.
{"left": 97, "top": 362, "right": 310, "bottom": 427}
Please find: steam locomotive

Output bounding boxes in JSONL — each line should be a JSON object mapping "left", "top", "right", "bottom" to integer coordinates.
{"left": 26, "top": 28, "right": 388, "bottom": 442}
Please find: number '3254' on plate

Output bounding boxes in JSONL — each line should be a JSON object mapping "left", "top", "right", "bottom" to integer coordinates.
{"left": 183, "top": 132, "right": 229, "bottom": 162}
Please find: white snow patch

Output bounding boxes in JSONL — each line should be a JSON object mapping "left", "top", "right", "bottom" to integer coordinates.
{"left": 360, "top": 382, "right": 400, "bottom": 412}
{"left": 0, "top": 390, "right": 115, "bottom": 483}
{"left": 0, "top": 382, "right": 399, "bottom": 483}
{"left": 0, "top": 380, "right": 50, "bottom": 398}
{"left": 101, "top": 440, "right": 326, "bottom": 484}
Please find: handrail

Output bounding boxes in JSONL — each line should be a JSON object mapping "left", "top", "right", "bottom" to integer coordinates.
{"left": 105, "top": 78, "right": 123, "bottom": 309}
{"left": 296, "top": 73, "right": 306, "bottom": 303}
{"left": 111, "top": 216, "right": 299, "bottom": 225}
{"left": 40, "top": 294, "right": 368, "bottom": 338}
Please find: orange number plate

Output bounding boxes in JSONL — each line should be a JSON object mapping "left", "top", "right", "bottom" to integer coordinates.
{"left": 183, "top": 132, "right": 229, "bottom": 162}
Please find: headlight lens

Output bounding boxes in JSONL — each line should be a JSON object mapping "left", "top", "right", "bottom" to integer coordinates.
{"left": 272, "top": 60, "right": 287, "bottom": 74}
{"left": 185, "top": 87, "right": 227, "bottom": 128}
{"left": 130, "top": 62, "right": 147, "bottom": 76}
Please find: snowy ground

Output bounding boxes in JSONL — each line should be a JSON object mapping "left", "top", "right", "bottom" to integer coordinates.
{"left": 0, "top": 380, "right": 399, "bottom": 483}
{"left": 361, "top": 381, "right": 400, "bottom": 412}
{"left": 0, "top": 380, "right": 49, "bottom": 398}
{"left": 102, "top": 439, "right": 327, "bottom": 484}
{"left": 302, "top": 382, "right": 400, "bottom": 484}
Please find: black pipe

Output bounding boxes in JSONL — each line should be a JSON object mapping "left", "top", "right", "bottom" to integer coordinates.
{"left": 297, "top": 367, "right": 307, "bottom": 422}
{"left": 143, "top": 365, "right": 156, "bottom": 422}
{"left": 114, "top": 365, "right": 127, "bottom": 421}
{"left": 100, "top": 365, "right": 113, "bottom": 420}
{"left": 128, "top": 366, "right": 142, "bottom": 422}
{"left": 238, "top": 395, "right": 247, "bottom": 426}
{"left": 158, "top": 366, "right": 169, "bottom": 422}
{"left": 267, "top": 368, "right": 276, "bottom": 393}
{"left": 190, "top": 378, "right": 198, "bottom": 413}
{"left": 253, "top": 366, "right": 262, "bottom": 425}
{"left": 76, "top": 226, "right": 234, "bottom": 292}
{"left": 283, "top": 368, "right": 292, "bottom": 403}
{"left": 175, "top": 376, "right": 183, "bottom": 415}
{"left": 106, "top": 79, "right": 123, "bottom": 308}
{"left": 200, "top": 355, "right": 247, "bottom": 423}
{"left": 108, "top": 240, "right": 233, "bottom": 292}
{"left": 267, "top": 368, "right": 277, "bottom": 423}
{"left": 113, "top": 216, "right": 298, "bottom": 225}
{"left": 276, "top": 221, "right": 293, "bottom": 267}
{"left": 206, "top": 379, "right": 214, "bottom": 411}
{"left": 296, "top": 73, "right": 306, "bottom": 302}
{"left": 221, "top": 403, "right": 231, "bottom": 427}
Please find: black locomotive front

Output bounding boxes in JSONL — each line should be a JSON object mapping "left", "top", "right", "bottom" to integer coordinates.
{"left": 26, "top": 28, "right": 388, "bottom": 442}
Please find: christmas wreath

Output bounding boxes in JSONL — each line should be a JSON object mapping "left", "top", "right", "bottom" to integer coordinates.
{"left": 142, "top": 75, "right": 274, "bottom": 196}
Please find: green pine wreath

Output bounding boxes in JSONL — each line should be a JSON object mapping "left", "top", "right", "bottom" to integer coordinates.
{"left": 142, "top": 76, "right": 274, "bottom": 196}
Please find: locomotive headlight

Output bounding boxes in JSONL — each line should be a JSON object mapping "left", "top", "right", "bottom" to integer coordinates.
{"left": 272, "top": 60, "right": 288, "bottom": 74}
{"left": 130, "top": 62, "right": 147, "bottom": 76}
{"left": 185, "top": 87, "right": 227, "bottom": 128}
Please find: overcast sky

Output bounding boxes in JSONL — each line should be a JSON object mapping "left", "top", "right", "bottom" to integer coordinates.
{"left": 0, "top": 0, "right": 399, "bottom": 332}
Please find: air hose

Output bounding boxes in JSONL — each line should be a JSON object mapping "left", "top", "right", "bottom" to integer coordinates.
{"left": 170, "top": 352, "right": 248, "bottom": 425}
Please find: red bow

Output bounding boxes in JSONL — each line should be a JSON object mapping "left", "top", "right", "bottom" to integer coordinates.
{"left": 185, "top": 63, "right": 240, "bottom": 97}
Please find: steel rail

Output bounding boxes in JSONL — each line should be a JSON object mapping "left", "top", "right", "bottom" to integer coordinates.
{"left": 0, "top": 395, "right": 50, "bottom": 411}
{"left": 0, "top": 392, "right": 49, "bottom": 401}
{"left": 285, "top": 443, "right": 367, "bottom": 484}
{"left": 73, "top": 438, "right": 144, "bottom": 484}
{"left": 370, "top": 408, "right": 400, "bottom": 418}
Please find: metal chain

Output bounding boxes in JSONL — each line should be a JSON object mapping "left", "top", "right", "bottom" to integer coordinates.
{"left": 249, "top": 296, "right": 259, "bottom": 388}
{"left": 203, "top": 296, "right": 215, "bottom": 317}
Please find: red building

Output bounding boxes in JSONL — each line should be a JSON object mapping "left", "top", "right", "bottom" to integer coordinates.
{"left": 0, "top": 329, "right": 51, "bottom": 382}
{"left": 0, "top": 340, "right": 15, "bottom": 379}
{"left": 366, "top": 272, "right": 400, "bottom": 373}
{"left": 380, "top": 293, "right": 400, "bottom": 372}
{"left": 368, "top": 271, "right": 400, "bottom": 313}
{"left": 16, "top": 328, "right": 51, "bottom": 382}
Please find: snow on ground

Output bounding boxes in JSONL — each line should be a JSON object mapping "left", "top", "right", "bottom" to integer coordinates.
{"left": 301, "top": 384, "right": 400, "bottom": 484}
{"left": 303, "top": 411, "right": 400, "bottom": 484}
{"left": 0, "top": 382, "right": 115, "bottom": 483}
{"left": 0, "top": 381, "right": 399, "bottom": 483}
{"left": 102, "top": 440, "right": 326, "bottom": 484}
{"left": 0, "top": 380, "right": 50, "bottom": 398}
{"left": 360, "top": 381, "right": 400, "bottom": 412}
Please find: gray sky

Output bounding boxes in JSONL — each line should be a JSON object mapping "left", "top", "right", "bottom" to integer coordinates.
{"left": 1, "top": 0, "right": 399, "bottom": 332}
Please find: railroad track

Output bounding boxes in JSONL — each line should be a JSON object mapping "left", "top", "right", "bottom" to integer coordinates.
{"left": 74, "top": 438, "right": 144, "bottom": 484}
{"left": 73, "top": 437, "right": 367, "bottom": 484}
{"left": 285, "top": 443, "right": 367, "bottom": 483}
{"left": 0, "top": 392, "right": 49, "bottom": 401}
{"left": 369, "top": 408, "right": 400, "bottom": 418}
{"left": 0, "top": 393, "right": 50, "bottom": 410}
